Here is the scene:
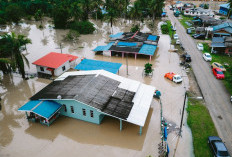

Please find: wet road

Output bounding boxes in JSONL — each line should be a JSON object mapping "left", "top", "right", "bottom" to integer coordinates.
{"left": 167, "top": 7, "right": 232, "bottom": 153}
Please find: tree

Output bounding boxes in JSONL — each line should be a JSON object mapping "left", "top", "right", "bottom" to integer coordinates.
{"left": 5, "top": 4, "right": 24, "bottom": 24}
{"left": 52, "top": 6, "right": 70, "bottom": 28}
{"left": 0, "top": 33, "right": 31, "bottom": 79}
{"left": 149, "top": 0, "right": 165, "bottom": 24}
{"left": 105, "top": 0, "right": 118, "bottom": 28}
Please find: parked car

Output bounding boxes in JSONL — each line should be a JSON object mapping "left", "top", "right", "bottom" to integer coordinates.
{"left": 189, "top": 27, "right": 195, "bottom": 31}
{"left": 211, "top": 62, "right": 226, "bottom": 72}
{"left": 187, "top": 28, "right": 192, "bottom": 34}
{"left": 203, "top": 53, "right": 212, "bottom": 61}
{"left": 197, "top": 43, "right": 204, "bottom": 51}
{"left": 208, "top": 136, "right": 230, "bottom": 157}
{"left": 212, "top": 68, "right": 225, "bottom": 79}
{"left": 174, "top": 34, "right": 179, "bottom": 40}
{"left": 164, "top": 72, "right": 182, "bottom": 83}
{"left": 182, "top": 53, "right": 191, "bottom": 62}
{"left": 176, "top": 40, "right": 181, "bottom": 44}
{"left": 192, "top": 34, "right": 205, "bottom": 39}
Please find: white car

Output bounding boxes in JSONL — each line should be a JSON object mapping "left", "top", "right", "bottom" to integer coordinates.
{"left": 203, "top": 53, "right": 212, "bottom": 61}
{"left": 197, "top": 43, "right": 203, "bottom": 51}
{"left": 173, "top": 75, "right": 183, "bottom": 83}
{"left": 174, "top": 34, "right": 178, "bottom": 40}
{"left": 176, "top": 40, "right": 180, "bottom": 44}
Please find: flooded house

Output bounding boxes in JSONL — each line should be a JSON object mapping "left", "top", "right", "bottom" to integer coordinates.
{"left": 18, "top": 70, "right": 155, "bottom": 134}
{"left": 32, "top": 52, "right": 78, "bottom": 78}
{"left": 212, "top": 22, "right": 232, "bottom": 37}
{"left": 93, "top": 32, "right": 159, "bottom": 61}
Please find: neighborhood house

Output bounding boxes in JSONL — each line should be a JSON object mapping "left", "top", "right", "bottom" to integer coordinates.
{"left": 18, "top": 70, "right": 155, "bottom": 135}
{"left": 32, "top": 52, "right": 78, "bottom": 77}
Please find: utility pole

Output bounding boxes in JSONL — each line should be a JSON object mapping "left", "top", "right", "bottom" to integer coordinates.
{"left": 126, "top": 53, "right": 129, "bottom": 75}
{"left": 179, "top": 91, "right": 187, "bottom": 136}
{"left": 60, "top": 43, "right": 63, "bottom": 54}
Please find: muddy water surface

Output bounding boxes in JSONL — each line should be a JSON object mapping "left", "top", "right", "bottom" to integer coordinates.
{"left": 0, "top": 18, "right": 193, "bottom": 157}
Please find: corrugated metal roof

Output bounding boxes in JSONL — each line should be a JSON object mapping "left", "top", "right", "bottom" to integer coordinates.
{"left": 18, "top": 100, "right": 41, "bottom": 111}
{"left": 93, "top": 42, "right": 114, "bottom": 51}
{"left": 117, "top": 42, "right": 137, "bottom": 47}
{"left": 138, "top": 44, "right": 157, "bottom": 56}
{"left": 147, "top": 35, "right": 157, "bottom": 41}
{"left": 213, "top": 22, "right": 232, "bottom": 33}
{"left": 109, "top": 32, "right": 123, "bottom": 38}
{"left": 211, "top": 43, "right": 225, "bottom": 47}
{"left": 75, "top": 59, "right": 122, "bottom": 74}
{"left": 212, "top": 37, "right": 224, "bottom": 43}
{"left": 18, "top": 100, "right": 62, "bottom": 119}
{"left": 32, "top": 52, "right": 78, "bottom": 69}
{"left": 219, "top": 3, "right": 230, "bottom": 9}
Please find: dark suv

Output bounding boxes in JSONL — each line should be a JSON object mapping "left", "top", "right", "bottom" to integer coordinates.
{"left": 208, "top": 136, "right": 230, "bottom": 157}
{"left": 182, "top": 53, "right": 191, "bottom": 62}
{"left": 192, "top": 34, "right": 205, "bottom": 39}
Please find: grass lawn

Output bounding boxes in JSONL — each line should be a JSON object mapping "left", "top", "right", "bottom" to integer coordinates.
{"left": 187, "top": 98, "right": 218, "bottom": 157}
{"left": 179, "top": 14, "right": 194, "bottom": 29}
{"left": 202, "top": 43, "right": 232, "bottom": 95}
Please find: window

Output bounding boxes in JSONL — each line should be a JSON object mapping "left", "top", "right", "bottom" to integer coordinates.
{"left": 63, "top": 105, "right": 67, "bottom": 112}
{"left": 40, "top": 67, "right": 44, "bottom": 71}
{"left": 71, "top": 106, "right": 74, "bottom": 113}
{"left": 62, "top": 66, "right": 66, "bottom": 71}
{"left": 82, "top": 109, "right": 86, "bottom": 116}
{"left": 90, "top": 110, "right": 94, "bottom": 118}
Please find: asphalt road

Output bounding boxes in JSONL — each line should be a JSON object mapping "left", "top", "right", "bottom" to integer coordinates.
{"left": 166, "top": 7, "right": 232, "bottom": 154}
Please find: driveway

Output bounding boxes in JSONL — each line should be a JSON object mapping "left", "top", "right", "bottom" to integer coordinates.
{"left": 166, "top": 7, "right": 232, "bottom": 154}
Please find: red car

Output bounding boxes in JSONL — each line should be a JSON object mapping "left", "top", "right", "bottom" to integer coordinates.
{"left": 212, "top": 68, "right": 225, "bottom": 79}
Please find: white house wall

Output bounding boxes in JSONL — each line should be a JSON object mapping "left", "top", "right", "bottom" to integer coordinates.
{"left": 54, "top": 61, "right": 71, "bottom": 76}
{"left": 36, "top": 65, "right": 52, "bottom": 75}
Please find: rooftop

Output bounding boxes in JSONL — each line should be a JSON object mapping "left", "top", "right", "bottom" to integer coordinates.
{"left": 30, "top": 70, "right": 155, "bottom": 126}
{"left": 32, "top": 52, "right": 78, "bottom": 69}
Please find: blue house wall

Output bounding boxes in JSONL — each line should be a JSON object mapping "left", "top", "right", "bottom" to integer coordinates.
{"left": 55, "top": 100, "right": 105, "bottom": 124}
{"left": 219, "top": 6, "right": 229, "bottom": 15}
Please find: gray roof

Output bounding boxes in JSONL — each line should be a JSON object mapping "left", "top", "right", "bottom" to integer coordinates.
{"left": 31, "top": 74, "right": 135, "bottom": 120}
{"left": 211, "top": 43, "right": 225, "bottom": 47}
{"left": 212, "top": 37, "right": 224, "bottom": 43}
{"left": 199, "top": 15, "right": 220, "bottom": 25}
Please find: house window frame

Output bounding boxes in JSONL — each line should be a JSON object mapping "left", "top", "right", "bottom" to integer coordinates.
{"left": 62, "top": 66, "right": 66, "bottom": 71}
{"left": 90, "top": 110, "right": 94, "bottom": 118}
{"left": 40, "top": 67, "right": 44, "bottom": 72}
{"left": 63, "top": 104, "right": 67, "bottom": 112}
{"left": 82, "top": 109, "right": 86, "bottom": 116}
{"left": 71, "top": 106, "right": 74, "bottom": 113}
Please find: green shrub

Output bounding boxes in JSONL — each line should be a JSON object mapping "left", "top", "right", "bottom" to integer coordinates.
{"left": 52, "top": 7, "right": 70, "bottom": 29}
{"left": 130, "top": 24, "right": 140, "bottom": 33}
{"left": 161, "top": 23, "right": 168, "bottom": 34}
{"left": 64, "top": 30, "right": 80, "bottom": 41}
{"left": 144, "top": 63, "right": 153, "bottom": 74}
{"left": 69, "top": 21, "right": 95, "bottom": 34}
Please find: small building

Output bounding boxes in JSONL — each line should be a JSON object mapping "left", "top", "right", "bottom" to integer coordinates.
{"left": 212, "top": 22, "right": 232, "bottom": 37}
{"left": 211, "top": 36, "right": 232, "bottom": 55}
{"left": 75, "top": 59, "right": 122, "bottom": 74}
{"left": 219, "top": 3, "right": 231, "bottom": 17}
{"left": 197, "top": 15, "right": 221, "bottom": 27}
{"left": 18, "top": 70, "right": 155, "bottom": 135}
{"left": 93, "top": 32, "right": 159, "bottom": 61}
{"left": 184, "top": 8, "right": 214, "bottom": 16}
{"left": 32, "top": 52, "right": 78, "bottom": 78}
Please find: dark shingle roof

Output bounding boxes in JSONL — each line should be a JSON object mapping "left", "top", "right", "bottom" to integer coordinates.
{"left": 30, "top": 74, "right": 135, "bottom": 120}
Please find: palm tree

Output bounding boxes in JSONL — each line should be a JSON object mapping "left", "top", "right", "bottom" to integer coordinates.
{"left": 0, "top": 33, "right": 31, "bottom": 79}
{"left": 105, "top": 0, "right": 118, "bottom": 30}
{"left": 149, "top": 0, "right": 164, "bottom": 24}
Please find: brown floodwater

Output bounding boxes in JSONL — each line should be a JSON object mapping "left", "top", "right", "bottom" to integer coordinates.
{"left": 0, "top": 18, "right": 193, "bottom": 157}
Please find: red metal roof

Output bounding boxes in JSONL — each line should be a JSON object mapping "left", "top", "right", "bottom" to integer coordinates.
{"left": 32, "top": 52, "right": 78, "bottom": 69}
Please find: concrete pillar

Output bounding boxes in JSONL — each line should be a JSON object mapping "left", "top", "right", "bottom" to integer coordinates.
{"left": 211, "top": 47, "right": 214, "bottom": 53}
{"left": 122, "top": 52, "right": 124, "bottom": 58}
{"left": 135, "top": 53, "right": 137, "bottom": 60}
{"left": 139, "top": 126, "right": 143, "bottom": 135}
{"left": 150, "top": 55, "right": 152, "bottom": 61}
{"left": 120, "top": 119, "right": 122, "bottom": 131}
